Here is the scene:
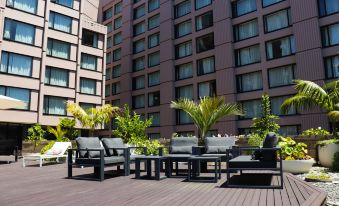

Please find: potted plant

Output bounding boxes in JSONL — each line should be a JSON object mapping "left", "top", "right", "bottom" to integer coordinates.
{"left": 278, "top": 137, "right": 315, "bottom": 173}
{"left": 281, "top": 79, "right": 339, "bottom": 168}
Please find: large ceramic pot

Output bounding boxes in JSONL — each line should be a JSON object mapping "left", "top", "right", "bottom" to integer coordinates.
{"left": 282, "top": 159, "right": 315, "bottom": 174}
{"left": 318, "top": 143, "right": 339, "bottom": 168}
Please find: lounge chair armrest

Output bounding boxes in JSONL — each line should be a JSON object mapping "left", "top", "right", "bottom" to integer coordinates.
{"left": 68, "top": 148, "right": 105, "bottom": 152}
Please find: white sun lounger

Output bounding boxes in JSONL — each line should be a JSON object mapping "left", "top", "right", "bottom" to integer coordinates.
{"left": 23, "top": 142, "right": 72, "bottom": 167}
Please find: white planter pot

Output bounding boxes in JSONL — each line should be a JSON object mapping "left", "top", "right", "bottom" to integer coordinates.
{"left": 282, "top": 159, "right": 315, "bottom": 174}
{"left": 318, "top": 143, "right": 339, "bottom": 168}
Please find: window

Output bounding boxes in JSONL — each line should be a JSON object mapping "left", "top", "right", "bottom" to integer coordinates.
{"left": 262, "top": 0, "right": 284, "bottom": 7}
{"left": 114, "top": 2, "right": 122, "bottom": 14}
{"left": 175, "top": 20, "right": 192, "bottom": 38}
{"left": 112, "top": 99, "right": 120, "bottom": 107}
{"left": 234, "top": 19, "right": 258, "bottom": 41}
{"left": 0, "top": 51, "right": 32, "bottom": 77}
{"left": 177, "top": 110, "right": 193, "bottom": 124}
{"left": 133, "top": 57, "right": 145, "bottom": 71}
{"left": 114, "top": 17, "right": 122, "bottom": 29}
{"left": 197, "top": 56, "right": 215, "bottom": 76}
{"left": 47, "top": 38, "right": 70, "bottom": 59}
{"left": 80, "top": 103, "right": 96, "bottom": 110}
{"left": 134, "top": 4, "right": 145, "bottom": 19}
{"left": 175, "top": 41, "right": 192, "bottom": 59}
{"left": 0, "top": 86, "right": 30, "bottom": 110}
{"left": 82, "top": 30, "right": 98, "bottom": 48}
{"left": 6, "top": 0, "right": 37, "bottom": 14}
{"left": 196, "top": 11, "right": 213, "bottom": 31}
{"left": 103, "top": 8, "right": 113, "bottom": 21}
{"left": 148, "top": 71, "right": 160, "bottom": 86}
{"left": 322, "top": 23, "right": 339, "bottom": 47}
{"left": 106, "top": 52, "right": 112, "bottom": 64}
{"left": 196, "top": 33, "right": 214, "bottom": 53}
{"left": 113, "top": 32, "right": 122, "bottom": 46}
{"left": 4, "top": 18, "right": 35, "bottom": 45}
{"left": 112, "top": 82, "right": 121, "bottom": 95}
{"left": 264, "top": 9, "right": 291, "bottom": 33}
{"left": 325, "top": 55, "right": 339, "bottom": 79}
{"left": 271, "top": 96, "right": 296, "bottom": 116}
{"left": 132, "top": 75, "right": 145, "bottom": 90}
{"left": 107, "top": 36, "right": 112, "bottom": 48}
{"left": 80, "top": 78, "right": 96, "bottom": 95}
{"left": 45, "top": 66, "right": 69, "bottom": 87}
{"left": 134, "top": 21, "right": 145, "bottom": 36}
{"left": 134, "top": 0, "right": 141, "bottom": 3}
{"left": 148, "top": 0, "right": 160, "bottom": 12}
{"left": 148, "top": 112, "right": 160, "bottom": 126}
{"left": 106, "top": 68, "right": 111, "bottom": 80}
{"left": 198, "top": 80, "right": 216, "bottom": 97}
{"left": 176, "top": 63, "right": 193, "bottom": 80}
{"left": 319, "top": 0, "right": 339, "bottom": 16}
{"left": 148, "top": 33, "right": 160, "bottom": 48}
{"left": 268, "top": 65, "right": 295, "bottom": 87}
{"left": 241, "top": 99, "right": 261, "bottom": 119}
{"left": 279, "top": 125, "right": 300, "bottom": 136}
{"left": 133, "top": 39, "right": 145, "bottom": 54}
{"left": 237, "top": 71, "right": 262, "bottom": 92}
{"left": 176, "top": 85, "right": 193, "bottom": 99}
{"left": 148, "top": 51, "right": 160, "bottom": 67}
{"left": 148, "top": 14, "right": 160, "bottom": 30}
{"left": 81, "top": 53, "right": 97, "bottom": 71}
{"left": 49, "top": 12, "right": 72, "bottom": 33}
{"left": 51, "top": 0, "right": 73, "bottom": 8}
{"left": 195, "top": 0, "right": 212, "bottom": 10}
{"left": 132, "top": 95, "right": 145, "bottom": 109}
{"left": 232, "top": 0, "right": 257, "bottom": 17}
{"left": 175, "top": 0, "right": 191, "bottom": 18}
{"left": 113, "top": 48, "right": 122, "bottom": 61}
{"left": 112, "top": 65, "right": 121, "bottom": 78}
{"left": 105, "top": 84, "right": 110, "bottom": 96}
{"left": 266, "top": 36, "right": 295, "bottom": 60}
{"left": 148, "top": 133, "right": 161, "bottom": 139}
{"left": 235, "top": 44, "right": 261, "bottom": 66}
{"left": 148, "top": 91, "right": 160, "bottom": 107}
{"left": 106, "top": 22, "right": 113, "bottom": 33}
{"left": 43, "top": 96, "right": 66, "bottom": 115}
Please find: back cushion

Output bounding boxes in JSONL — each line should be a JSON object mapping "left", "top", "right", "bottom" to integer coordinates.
{"left": 170, "top": 137, "right": 198, "bottom": 154}
{"left": 101, "top": 138, "right": 125, "bottom": 156}
{"left": 262, "top": 133, "right": 278, "bottom": 161}
{"left": 76, "top": 137, "right": 102, "bottom": 158}
{"left": 205, "top": 137, "right": 235, "bottom": 153}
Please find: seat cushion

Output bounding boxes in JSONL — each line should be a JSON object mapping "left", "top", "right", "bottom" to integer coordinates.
{"left": 205, "top": 137, "right": 235, "bottom": 154}
{"left": 75, "top": 156, "right": 125, "bottom": 165}
{"left": 228, "top": 155, "right": 277, "bottom": 169}
{"left": 101, "top": 138, "right": 125, "bottom": 156}
{"left": 76, "top": 137, "right": 102, "bottom": 158}
{"left": 170, "top": 137, "right": 198, "bottom": 154}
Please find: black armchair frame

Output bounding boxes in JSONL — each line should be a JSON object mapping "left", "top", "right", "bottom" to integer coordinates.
{"left": 226, "top": 147, "right": 283, "bottom": 189}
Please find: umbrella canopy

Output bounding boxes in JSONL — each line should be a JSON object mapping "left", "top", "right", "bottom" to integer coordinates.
{"left": 0, "top": 95, "right": 26, "bottom": 110}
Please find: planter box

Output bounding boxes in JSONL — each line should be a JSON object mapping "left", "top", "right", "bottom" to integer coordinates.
{"left": 318, "top": 143, "right": 339, "bottom": 168}
{"left": 281, "top": 159, "right": 315, "bottom": 174}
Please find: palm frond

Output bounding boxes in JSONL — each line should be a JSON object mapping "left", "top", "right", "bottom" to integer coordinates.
{"left": 280, "top": 94, "right": 318, "bottom": 114}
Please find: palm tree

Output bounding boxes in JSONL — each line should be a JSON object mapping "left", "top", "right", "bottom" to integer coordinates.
{"left": 47, "top": 125, "right": 68, "bottom": 142}
{"left": 281, "top": 79, "right": 339, "bottom": 134}
{"left": 170, "top": 96, "right": 243, "bottom": 140}
{"left": 66, "top": 102, "right": 118, "bottom": 136}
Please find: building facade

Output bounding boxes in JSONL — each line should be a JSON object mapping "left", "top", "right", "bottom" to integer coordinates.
{"left": 0, "top": 0, "right": 107, "bottom": 152}
{"left": 100, "top": 0, "right": 339, "bottom": 139}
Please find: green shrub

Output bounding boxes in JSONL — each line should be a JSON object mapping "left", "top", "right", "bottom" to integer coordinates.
{"left": 333, "top": 151, "right": 339, "bottom": 171}
{"left": 40, "top": 141, "right": 55, "bottom": 154}
{"left": 58, "top": 118, "right": 79, "bottom": 140}
{"left": 247, "top": 133, "right": 264, "bottom": 147}
{"left": 26, "top": 124, "right": 46, "bottom": 152}
{"left": 278, "top": 137, "right": 311, "bottom": 160}
{"left": 305, "top": 171, "right": 331, "bottom": 182}
{"left": 317, "top": 139, "right": 339, "bottom": 146}
{"left": 301, "top": 127, "right": 330, "bottom": 137}
{"left": 134, "top": 139, "right": 166, "bottom": 155}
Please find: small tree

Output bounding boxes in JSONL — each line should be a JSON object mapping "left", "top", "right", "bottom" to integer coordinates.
{"left": 26, "top": 124, "right": 45, "bottom": 152}
{"left": 58, "top": 118, "right": 79, "bottom": 140}
{"left": 47, "top": 125, "right": 69, "bottom": 142}
{"left": 113, "top": 104, "right": 152, "bottom": 144}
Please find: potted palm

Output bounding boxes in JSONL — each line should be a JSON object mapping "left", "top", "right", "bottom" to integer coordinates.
{"left": 281, "top": 79, "right": 339, "bottom": 168}
{"left": 278, "top": 137, "right": 315, "bottom": 173}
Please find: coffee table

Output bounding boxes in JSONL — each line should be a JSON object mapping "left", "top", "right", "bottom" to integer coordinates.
{"left": 135, "top": 156, "right": 167, "bottom": 180}
{"left": 188, "top": 156, "right": 221, "bottom": 183}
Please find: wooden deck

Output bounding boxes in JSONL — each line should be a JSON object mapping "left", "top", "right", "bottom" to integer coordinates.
{"left": 0, "top": 160, "right": 327, "bottom": 206}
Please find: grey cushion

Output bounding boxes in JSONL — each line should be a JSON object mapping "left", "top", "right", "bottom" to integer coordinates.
{"left": 229, "top": 155, "right": 277, "bottom": 169}
{"left": 76, "top": 137, "right": 102, "bottom": 158}
{"left": 205, "top": 137, "right": 235, "bottom": 154}
{"left": 75, "top": 156, "right": 125, "bottom": 165}
{"left": 101, "top": 138, "right": 125, "bottom": 156}
{"left": 170, "top": 137, "right": 198, "bottom": 154}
